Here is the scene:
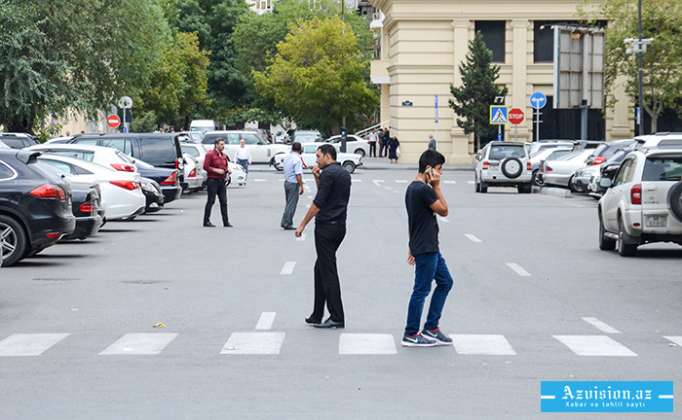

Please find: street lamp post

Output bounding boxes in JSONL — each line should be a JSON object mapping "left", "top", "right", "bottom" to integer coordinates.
{"left": 637, "top": 0, "right": 644, "bottom": 135}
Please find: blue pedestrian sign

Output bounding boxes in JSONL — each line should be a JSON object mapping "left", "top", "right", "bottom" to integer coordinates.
{"left": 530, "top": 91, "right": 547, "bottom": 110}
{"left": 489, "top": 105, "right": 508, "bottom": 125}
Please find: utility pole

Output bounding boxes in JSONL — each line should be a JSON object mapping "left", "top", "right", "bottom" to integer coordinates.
{"left": 341, "top": 0, "right": 345, "bottom": 21}
{"left": 637, "top": 0, "right": 644, "bottom": 135}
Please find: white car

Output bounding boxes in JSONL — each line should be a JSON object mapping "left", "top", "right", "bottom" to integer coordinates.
{"left": 598, "top": 148, "right": 682, "bottom": 256}
{"left": 529, "top": 146, "right": 573, "bottom": 185}
{"left": 633, "top": 133, "right": 682, "bottom": 150}
{"left": 182, "top": 154, "right": 204, "bottom": 193}
{"left": 27, "top": 144, "right": 139, "bottom": 174}
{"left": 474, "top": 141, "right": 533, "bottom": 193}
{"left": 324, "top": 135, "right": 369, "bottom": 157}
{"left": 200, "top": 130, "right": 290, "bottom": 164}
{"left": 538, "top": 148, "right": 593, "bottom": 188}
{"left": 36, "top": 154, "right": 146, "bottom": 221}
{"left": 228, "top": 162, "right": 247, "bottom": 187}
{"left": 272, "top": 144, "right": 363, "bottom": 174}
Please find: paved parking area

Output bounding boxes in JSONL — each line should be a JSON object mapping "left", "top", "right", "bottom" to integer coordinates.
{"left": 1, "top": 167, "right": 681, "bottom": 419}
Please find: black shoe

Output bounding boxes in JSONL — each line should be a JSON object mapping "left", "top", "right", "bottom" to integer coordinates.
{"left": 313, "top": 317, "right": 344, "bottom": 329}
{"left": 224, "top": 223, "right": 233, "bottom": 228}
{"left": 305, "top": 316, "right": 322, "bottom": 326}
{"left": 203, "top": 222, "right": 215, "bottom": 227}
{"left": 283, "top": 225, "right": 296, "bottom": 231}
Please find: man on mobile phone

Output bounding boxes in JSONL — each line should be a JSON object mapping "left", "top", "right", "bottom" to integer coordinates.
{"left": 402, "top": 150, "right": 453, "bottom": 347}
{"left": 203, "top": 138, "right": 232, "bottom": 228}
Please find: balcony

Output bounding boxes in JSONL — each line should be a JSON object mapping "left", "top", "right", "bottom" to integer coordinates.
{"left": 370, "top": 59, "right": 390, "bottom": 85}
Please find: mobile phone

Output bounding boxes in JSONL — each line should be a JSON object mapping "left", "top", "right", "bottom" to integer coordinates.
{"left": 424, "top": 166, "right": 434, "bottom": 177}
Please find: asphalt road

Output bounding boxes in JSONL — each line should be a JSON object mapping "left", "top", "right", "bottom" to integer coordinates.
{"left": 0, "top": 166, "right": 681, "bottom": 419}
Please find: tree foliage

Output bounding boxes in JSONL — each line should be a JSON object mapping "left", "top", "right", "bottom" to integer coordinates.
{"left": 253, "top": 17, "right": 377, "bottom": 136}
{"left": 449, "top": 32, "right": 508, "bottom": 151}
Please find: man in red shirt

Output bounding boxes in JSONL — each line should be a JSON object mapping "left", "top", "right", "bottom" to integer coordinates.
{"left": 203, "top": 138, "right": 233, "bottom": 227}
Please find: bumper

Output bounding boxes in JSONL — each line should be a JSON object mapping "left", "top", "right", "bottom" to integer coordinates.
{"left": 64, "top": 215, "right": 103, "bottom": 240}
{"left": 543, "top": 173, "right": 572, "bottom": 187}
{"left": 185, "top": 176, "right": 203, "bottom": 190}
{"left": 161, "top": 185, "right": 182, "bottom": 203}
{"left": 29, "top": 214, "right": 76, "bottom": 250}
{"left": 572, "top": 175, "right": 592, "bottom": 192}
{"left": 480, "top": 170, "right": 532, "bottom": 186}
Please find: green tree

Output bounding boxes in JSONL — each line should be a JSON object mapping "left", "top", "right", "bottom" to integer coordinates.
{"left": 0, "top": 0, "right": 168, "bottom": 133}
{"left": 592, "top": 0, "right": 682, "bottom": 133}
{"left": 253, "top": 17, "right": 377, "bottom": 136}
{"left": 449, "top": 32, "right": 508, "bottom": 151}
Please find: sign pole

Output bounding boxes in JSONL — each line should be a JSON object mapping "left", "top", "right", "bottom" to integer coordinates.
{"left": 535, "top": 108, "right": 540, "bottom": 141}
{"left": 122, "top": 108, "right": 127, "bottom": 133}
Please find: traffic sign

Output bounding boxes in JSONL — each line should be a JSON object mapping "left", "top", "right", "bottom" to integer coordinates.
{"left": 509, "top": 108, "right": 525, "bottom": 125}
{"left": 489, "top": 106, "right": 508, "bottom": 125}
{"left": 107, "top": 114, "right": 121, "bottom": 129}
{"left": 529, "top": 91, "right": 547, "bottom": 110}
{"left": 118, "top": 96, "right": 133, "bottom": 109}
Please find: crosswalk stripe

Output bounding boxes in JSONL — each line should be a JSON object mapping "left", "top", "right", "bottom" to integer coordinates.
{"left": 372, "top": 180, "right": 384, "bottom": 187}
{"left": 351, "top": 179, "right": 363, "bottom": 183}
{"left": 553, "top": 335, "right": 637, "bottom": 356}
{"left": 664, "top": 336, "right": 682, "bottom": 347}
{"left": 581, "top": 317, "right": 621, "bottom": 334}
{"left": 99, "top": 333, "right": 178, "bottom": 355}
{"left": 0, "top": 333, "right": 69, "bottom": 356}
{"left": 464, "top": 234, "right": 482, "bottom": 243}
{"left": 506, "top": 262, "right": 531, "bottom": 277}
{"left": 450, "top": 334, "right": 516, "bottom": 355}
{"left": 444, "top": 180, "right": 456, "bottom": 184}
{"left": 395, "top": 180, "right": 408, "bottom": 184}
{"left": 339, "top": 333, "right": 397, "bottom": 355}
{"left": 467, "top": 180, "right": 475, "bottom": 184}
{"left": 221, "top": 332, "right": 285, "bottom": 355}
{"left": 253, "top": 179, "right": 267, "bottom": 182}
{"left": 255, "top": 312, "right": 276, "bottom": 330}
{"left": 280, "top": 261, "right": 296, "bottom": 275}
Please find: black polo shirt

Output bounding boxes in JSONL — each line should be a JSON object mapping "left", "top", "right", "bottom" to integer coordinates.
{"left": 313, "top": 162, "right": 351, "bottom": 224}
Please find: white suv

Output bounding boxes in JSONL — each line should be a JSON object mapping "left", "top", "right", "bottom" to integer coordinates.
{"left": 598, "top": 148, "right": 682, "bottom": 256}
{"left": 474, "top": 141, "right": 533, "bottom": 193}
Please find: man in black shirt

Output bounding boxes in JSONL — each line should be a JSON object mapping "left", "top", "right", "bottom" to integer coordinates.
{"left": 402, "top": 150, "right": 453, "bottom": 347}
{"left": 295, "top": 144, "right": 351, "bottom": 329}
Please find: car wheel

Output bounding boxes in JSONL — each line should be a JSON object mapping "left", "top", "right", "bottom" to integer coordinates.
{"left": 354, "top": 148, "right": 366, "bottom": 157}
{"left": 667, "top": 181, "right": 682, "bottom": 222}
{"left": 0, "top": 215, "right": 27, "bottom": 267}
{"left": 598, "top": 210, "right": 616, "bottom": 251}
{"left": 474, "top": 175, "right": 481, "bottom": 192}
{"left": 567, "top": 176, "right": 577, "bottom": 193}
{"left": 617, "top": 216, "right": 637, "bottom": 257}
{"left": 274, "top": 162, "right": 283, "bottom": 172}
{"left": 479, "top": 181, "right": 488, "bottom": 193}
{"left": 342, "top": 161, "right": 356, "bottom": 174}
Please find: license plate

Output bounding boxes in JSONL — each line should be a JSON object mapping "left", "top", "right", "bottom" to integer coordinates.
{"left": 646, "top": 215, "right": 667, "bottom": 228}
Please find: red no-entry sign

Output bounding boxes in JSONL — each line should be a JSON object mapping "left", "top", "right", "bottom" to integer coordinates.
{"left": 107, "top": 114, "right": 121, "bottom": 128}
{"left": 509, "top": 108, "right": 525, "bottom": 125}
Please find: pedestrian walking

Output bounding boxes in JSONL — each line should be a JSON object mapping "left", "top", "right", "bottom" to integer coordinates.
{"left": 368, "top": 129, "right": 378, "bottom": 158}
{"left": 202, "top": 138, "right": 233, "bottom": 228}
{"left": 388, "top": 136, "right": 400, "bottom": 163}
{"left": 380, "top": 127, "right": 390, "bottom": 158}
{"left": 234, "top": 138, "right": 252, "bottom": 176}
{"left": 295, "top": 144, "right": 351, "bottom": 329}
{"left": 280, "top": 142, "right": 305, "bottom": 230}
{"left": 402, "top": 150, "right": 453, "bottom": 347}
{"left": 428, "top": 135, "right": 437, "bottom": 151}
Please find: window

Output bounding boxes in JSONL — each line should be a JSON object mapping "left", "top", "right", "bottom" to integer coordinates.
{"left": 304, "top": 145, "right": 317, "bottom": 154}
{"left": 100, "top": 138, "right": 131, "bottom": 154}
{"left": 0, "top": 161, "right": 15, "bottom": 180}
{"left": 0, "top": 137, "right": 25, "bottom": 149}
{"left": 241, "top": 134, "right": 261, "bottom": 145}
{"left": 533, "top": 21, "right": 555, "bottom": 63}
{"left": 475, "top": 21, "right": 505, "bottom": 63}
{"left": 47, "top": 150, "right": 95, "bottom": 161}
{"left": 74, "top": 138, "right": 100, "bottom": 146}
{"left": 642, "top": 157, "right": 682, "bottom": 182}
{"left": 489, "top": 145, "right": 525, "bottom": 160}
{"left": 614, "top": 159, "right": 635, "bottom": 185}
{"left": 202, "top": 133, "right": 227, "bottom": 145}
{"left": 182, "top": 145, "right": 200, "bottom": 158}
{"left": 40, "top": 160, "right": 73, "bottom": 175}
{"left": 139, "top": 138, "right": 176, "bottom": 166}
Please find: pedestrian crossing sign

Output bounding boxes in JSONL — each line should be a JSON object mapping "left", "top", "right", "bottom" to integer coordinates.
{"left": 489, "top": 105, "right": 508, "bottom": 125}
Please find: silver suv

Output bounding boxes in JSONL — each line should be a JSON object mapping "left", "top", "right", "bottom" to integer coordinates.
{"left": 598, "top": 148, "right": 682, "bottom": 256}
{"left": 474, "top": 141, "right": 532, "bottom": 193}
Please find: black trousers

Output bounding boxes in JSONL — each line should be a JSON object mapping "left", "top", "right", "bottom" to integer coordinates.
{"left": 379, "top": 141, "right": 387, "bottom": 157}
{"left": 204, "top": 178, "right": 229, "bottom": 225}
{"left": 312, "top": 223, "right": 346, "bottom": 323}
{"left": 369, "top": 142, "right": 377, "bottom": 157}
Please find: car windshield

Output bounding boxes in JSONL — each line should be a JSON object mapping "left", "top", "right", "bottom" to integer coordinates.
{"left": 489, "top": 145, "right": 525, "bottom": 160}
{"left": 642, "top": 156, "right": 682, "bottom": 181}
{"left": 202, "top": 133, "right": 229, "bottom": 145}
{"left": 182, "top": 145, "right": 200, "bottom": 157}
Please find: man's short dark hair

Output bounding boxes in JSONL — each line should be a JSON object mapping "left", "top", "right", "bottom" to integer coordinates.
{"left": 291, "top": 142, "right": 302, "bottom": 153}
{"left": 418, "top": 150, "right": 446, "bottom": 173}
{"left": 317, "top": 144, "right": 337, "bottom": 160}
{"left": 214, "top": 137, "right": 225, "bottom": 145}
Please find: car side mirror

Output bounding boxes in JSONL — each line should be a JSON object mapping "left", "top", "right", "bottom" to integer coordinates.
{"left": 599, "top": 178, "right": 613, "bottom": 189}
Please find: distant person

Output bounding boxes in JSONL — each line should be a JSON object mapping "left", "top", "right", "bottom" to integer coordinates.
{"left": 65, "top": 131, "right": 71, "bottom": 137}
{"left": 380, "top": 127, "right": 390, "bottom": 158}
{"left": 388, "top": 136, "right": 400, "bottom": 163}
{"left": 203, "top": 138, "right": 233, "bottom": 228}
{"left": 402, "top": 150, "right": 453, "bottom": 347}
{"left": 428, "top": 135, "right": 437, "bottom": 151}
{"left": 295, "top": 144, "right": 351, "bottom": 329}
{"left": 280, "top": 142, "right": 305, "bottom": 230}
{"left": 368, "top": 129, "right": 378, "bottom": 158}
{"left": 234, "top": 138, "right": 252, "bottom": 175}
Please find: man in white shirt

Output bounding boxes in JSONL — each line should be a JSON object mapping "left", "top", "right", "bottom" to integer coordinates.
{"left": 280, "top": 142, "right": 305, "bottom": 230}
{"left": 234, "top": 138, "right": 252, "bottom": 176}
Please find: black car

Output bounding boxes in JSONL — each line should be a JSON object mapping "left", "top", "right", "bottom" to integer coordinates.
{"left": 62, "top": 181, "right": 104, "bottom": 240}
{"left": 0, "top": 150, "right": 76, "bottom": 266}
{"left": 133, "top": 159, "right": 181, "bottom": 204}
{"left": 0, "top": 133, "right": 38, "bottom": 149}
{"left": 140, "top": 177, "right": 164, "bottom": 214}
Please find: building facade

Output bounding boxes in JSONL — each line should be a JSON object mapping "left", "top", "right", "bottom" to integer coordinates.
{"left": 369, "top": 0, "right": 634, "bottom": 164}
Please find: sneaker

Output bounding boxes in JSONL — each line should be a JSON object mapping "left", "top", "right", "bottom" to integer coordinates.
{"left": 421, "top": 328, "right": 453, "bottom": 346}
{"left": 401, "top": 333, "right": 437, "bottom": 347}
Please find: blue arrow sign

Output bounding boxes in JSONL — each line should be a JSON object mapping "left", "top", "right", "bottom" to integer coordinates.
{"left": 530, "top": 91, "right": 547, "bottom": 109}
{"left": 489, "top": 105, "right": 508, "bottom": 125}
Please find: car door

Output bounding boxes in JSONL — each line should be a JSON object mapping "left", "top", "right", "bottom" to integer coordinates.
{"left": 604, "top": 157, "right": 635, "bottom": 230}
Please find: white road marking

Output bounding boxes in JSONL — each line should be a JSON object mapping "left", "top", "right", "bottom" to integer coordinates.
{"left": 664, "top": 336, "right": 682, "bottom": 347}
{"left": 437, "top": 216, "right": 450, "bottom": 223}
{"left": 255, "top": 312, "right": 277, "bottom": 330}
{"left": 395, "top": 180, "right": 408, "bottom": 184}
{"left": 221, "top": 332, "right": 285, "bottom": 355}
{"left": 450, "top": 334, "right": 516, "bottom": 355}
{"left": 553, "top": 335, "right": 637, "bottom": 356}
{"left": 581, "top": 317, "right": 621, "bottom": 334}
{"left": 280, "top": 261, "right": 296, "bottom": 275}
{"left": 444, "top": 180, "right": 456, "bottom": 184}
{"left": 506, "top": 262, "right": 531, "bottom": 277}
{"left": 467, "top": 180, "right": 475, "bottom": 185}
{"left": 339, "top": 334, "right": 397, "bottom": 355}
{"left": 372, "top": 179, "right": 384, "bottom": 187}
{"left": 351, "top": 179, "right": 363, "bottom": 183}
{"left": 0, "top": 333, "right": 69, "bottom": 356}
{"left": 253, "top": 179, "right": 267, "bottom": 182}
{"left": 464, "top": 234, "right": 482, "bottom": 243}
{"left": 99, "top": 333, "right": 178, "bottom": 355}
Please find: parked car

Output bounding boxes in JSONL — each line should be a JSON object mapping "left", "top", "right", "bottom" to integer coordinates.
{"left": 139, "top": 177, "right": 164, "bottom": 213}
{"left": 0, "top": 133, "right": 38, "bottom": 149}
{"left": 293, "top": 130, "right": 322, "bottom": 143}
{"left": 528, "top": 140, "right": 574, "bottom": 157}
{"left": 201, "top": 131, "right": 290, "bottom": 164}
{"left": 182, "top": 154, "right": 204, "bottom": 193}
{"left": 0, "top": 150, "right": 76, "bottom": 266}
{"left": 190, "top": 119, "right": 216, "bottom": 135}
{"left": 474, "top": 141, "right": 532, "bottom": 193}
{"left": 61, "top": 181, "right": 104, "bottom": 240}
{"left": 633, "top": 133, "right": 682, "bottom": 150}
{"left": 597, "top": 148, "right": 682, "bottom": 256}
{"left": 538, "top": 148, "right": 593, "bottom": 189}
{"left": 272, "top": 143, "right": 363, "bottom": 174}
{"left": 36, "top": 154, "right": 146, "bottom": 221}
{"left": 571, "top": 140, "right": 636, "bottom": 193}
{"left": 529, "top": 146, "right": 573, "bottom": 185}
{"left": 45, "top": 136, "right": 74, "bottom": 144}
{"left": 228, "top": 162, "right": 247, "bottom": 187}
{"left": 27, "top": 144, "right": 139, "bottom": 174}
{"left": 133, "top": 159, "right": 181, "bottom": 204}
{"left": 324, "top": 135, "right": 369, "bottom": 157}
{"left": 589, "top": 151, "right": 631, "bottom": 196}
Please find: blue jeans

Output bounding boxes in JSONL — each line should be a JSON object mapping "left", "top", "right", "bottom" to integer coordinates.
{"left": 404, "top": 252, "right": 454, "bottom": 336}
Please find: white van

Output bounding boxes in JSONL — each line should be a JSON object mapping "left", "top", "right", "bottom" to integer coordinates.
{"left": 190, "top": 120, "right": 216, "bottom": 134}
